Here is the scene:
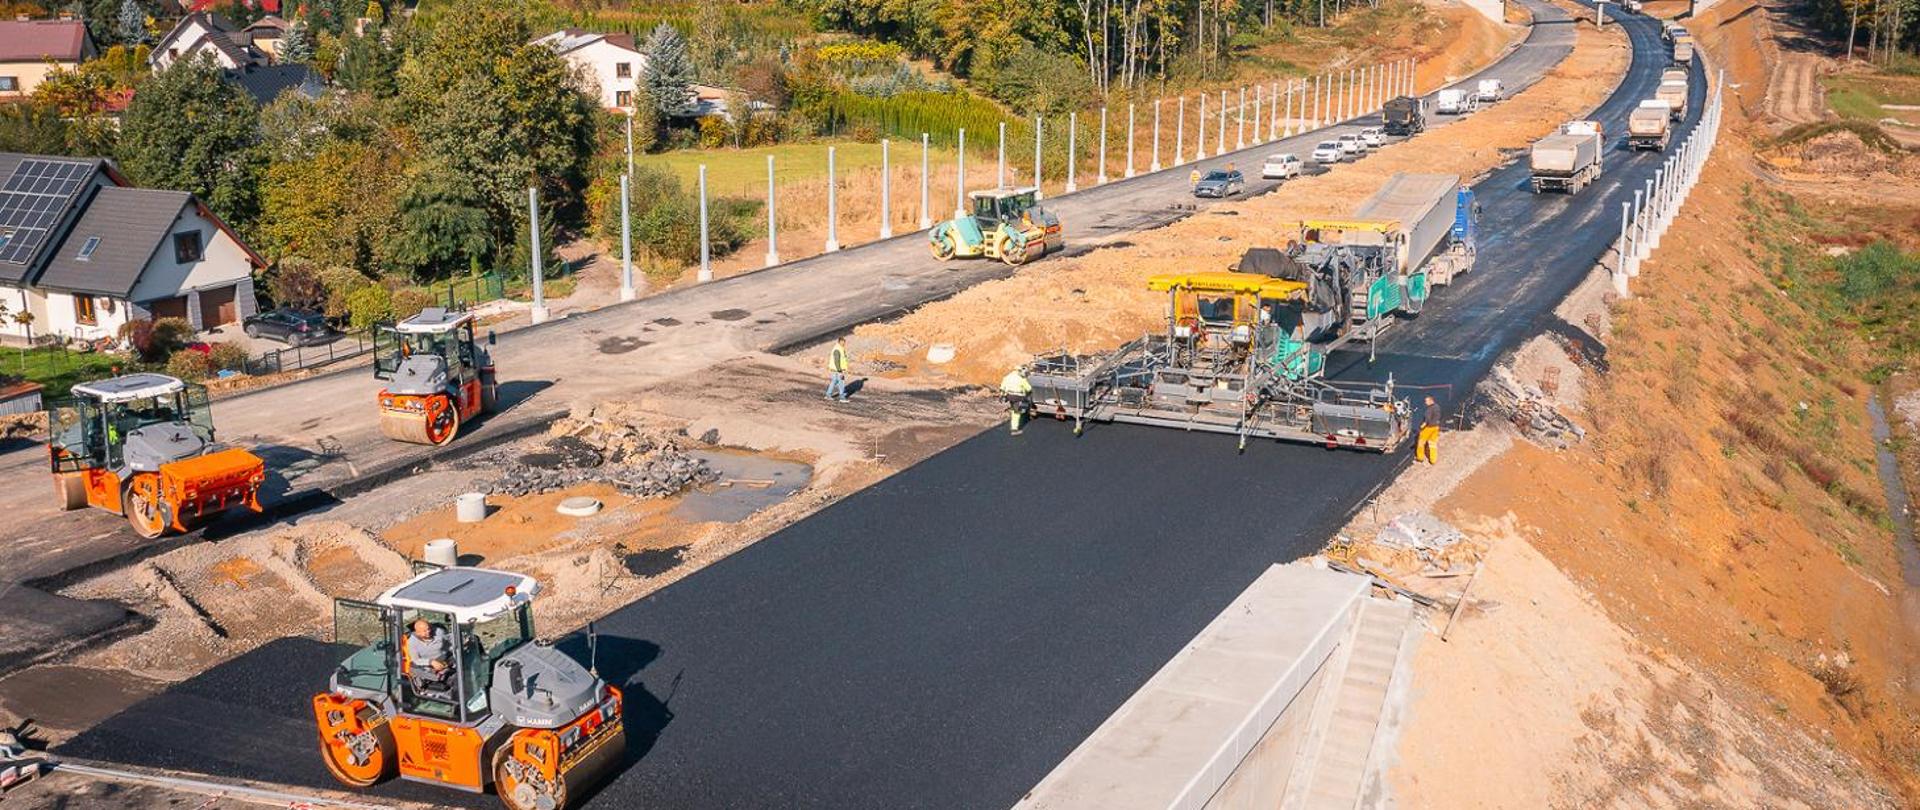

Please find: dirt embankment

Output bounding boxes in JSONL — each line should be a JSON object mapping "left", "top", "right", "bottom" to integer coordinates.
{"left": 852, "top": 9, "right": 1627, "bottom": 385}
{"left": 1387, "top": 2, "right": 1920, "bottom": 804}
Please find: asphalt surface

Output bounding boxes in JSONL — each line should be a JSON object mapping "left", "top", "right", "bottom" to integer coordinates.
{"left": 54, "top": 4, "right": 1705, "bottom": 808}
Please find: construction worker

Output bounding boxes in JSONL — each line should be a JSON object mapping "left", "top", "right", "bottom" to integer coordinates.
{"left": 1189, "top": 168, "right": 1201, "bottom": 188}
{"left": 1001, "top": 365, "right": 1034, "bottom": 436}
{"left": 1416, "top": 395, "right": 1442, "bottom": 464}
{"left": 405, "top": 618, "right": 453, "bottom": 689}
{"left": 824, "top": 337, "right": 850, "bottom": 402}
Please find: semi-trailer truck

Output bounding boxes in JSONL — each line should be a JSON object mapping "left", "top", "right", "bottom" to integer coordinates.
{"left": 1655, "top": 78, "right": 1689, "bottom": 120}
{"left": 1382, "top": 96, "right": 1428, "bottom": 135}
{"left": 1627, "top": 100, "right": 1671, "bottom": 151}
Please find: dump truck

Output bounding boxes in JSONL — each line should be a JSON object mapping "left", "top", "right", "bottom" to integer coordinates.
{"left": 1661, "top": 67, "right": 1687, "bottom": 84}
{"left": 1655, "top": 78, "right": 1689, "bottom": 120}
{"left": 1529, "top": 120, "right": 1605, "bottom": 194}
{"left": 1627, "top": 100, "right": 1672, "bottom": 150}
{"left": 47, "top": 373, "right": 265, "bottom": 538}
{"left": 1673, "top": 38, "right": 1694, "bottom": 65}
{"left": 1351, "top": 172, "right": 1476, "bottom": 288}
{"left": 374, "top": 308, "right": 498, "bottom": 446}
{"left": 313, "top": 566, "right": 625, "bottom": 810}
{"left": 1382, "top": 96, "right": 1427, "bottom": 135}
{"left": 930, "top": 187, "right": 1062, "bottom": 265}
{"left": 1475, "top": 79, "right": 1505, "bottom": 104}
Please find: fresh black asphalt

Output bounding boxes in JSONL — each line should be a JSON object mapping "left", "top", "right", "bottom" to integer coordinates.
{"left": 57, "top": 5, "right": 1699, "bottom": 808}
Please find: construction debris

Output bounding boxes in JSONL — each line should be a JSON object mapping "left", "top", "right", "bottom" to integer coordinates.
{"left": 479, "top": 407, "right": 719, "bottom": 498}
{"left": 1477, "top": 366, "right": 1586, "bottom": 447}
{"left": 1377, "top": 511, "right": 1467, "bottom": 554}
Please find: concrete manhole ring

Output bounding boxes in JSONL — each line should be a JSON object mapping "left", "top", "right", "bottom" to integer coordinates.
{"left": 557, "top": 497, "right": 604, "bottom": 517}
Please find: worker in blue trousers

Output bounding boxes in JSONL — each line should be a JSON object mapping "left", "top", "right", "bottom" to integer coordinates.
{"left": 1001, "top": 365, "right": 1033, "bottom": 435}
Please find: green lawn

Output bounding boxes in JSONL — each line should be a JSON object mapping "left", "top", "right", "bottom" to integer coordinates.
{"left": 1825, "top": 75, "right": 1920, "bottom": 124}
{"left": 5, "top": 345, "right": 142, "bottom": 399}
{"left": 638, "top": 140, "right": 958, "bottom": 198}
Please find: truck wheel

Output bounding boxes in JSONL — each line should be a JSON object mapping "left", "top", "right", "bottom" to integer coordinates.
{"left": 54, "top": 472, "right": 87, "bottom": 511}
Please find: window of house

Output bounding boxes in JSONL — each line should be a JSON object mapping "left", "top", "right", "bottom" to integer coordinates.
{"left": 615, "top": 90, "right": 632, "bottom": 107}
{"left": 172, "top": 231, "right": 203, "bottom": 263}
{"left": 615, "top": 62, "right": 631, "bottom": 78}
{"left": 76, "top": 236, "right": 100, "bottom": 261}
{"left": 73, "top": 295, "right": 96, "bottom": 325}
{"left": 0, "top": 77, "right": 17, "bottom": 92}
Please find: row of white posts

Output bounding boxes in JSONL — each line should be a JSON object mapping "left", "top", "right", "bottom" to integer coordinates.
{"left": 1613, "top": 69, "right": 1724, "bottom": 298}
{"left": 526, "top": 58, "right": 1422, "bottom": 308}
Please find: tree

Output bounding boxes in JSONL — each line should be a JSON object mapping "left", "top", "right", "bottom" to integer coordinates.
{"left": 383, "top": 160, "right": 495, "bottom": 280}
{"left": 280, "top": 19, "right": 316, "bottom": 64}
{"left": 640, "top": 23, "right": 698, "bottom": 121}
{"left": 117, "top": 56, "right": 264, "bottom": 232}
{"left": 337, "top": 27, "right": 401, "bottom": 97}
{"left": 117, "top": 0, "right": 146, "bottom": 45}
{"left": 396, "top": 1, "right": 596, "bottom": 250}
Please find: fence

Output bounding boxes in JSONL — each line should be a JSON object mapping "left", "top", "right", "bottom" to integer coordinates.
{"left": 433, "top": 273, "right": 506, "bottom": 309}
{"left": 234, "top": 329, "right": 376, "bottom": 376}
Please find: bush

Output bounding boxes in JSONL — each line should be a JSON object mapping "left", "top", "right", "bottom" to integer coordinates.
{"left": 343, "top": 284, "right": 393, "bottom": 330}
{"left": 208, "top": 342, "right": 251, "bottom": 373}
{"left": 391, "top": 287, "right": 433, "bottom": 319}
{"left": 697, "top": 116, "right": 732, "bottom": 149}
{"left": 267, "top": 260, "right": 328, "bottom": 311}
{"left": 119, "top": 317, "right": 195, "bottom": 362}
{"left": 1834, "top": 241, "right": 1917, "bottom": 304}
{"left": 165, "top": 348, "right": 215, "bottom": 380}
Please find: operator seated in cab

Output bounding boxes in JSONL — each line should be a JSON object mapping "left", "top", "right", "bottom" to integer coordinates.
{"left": 405, "top": 618, "right": 454, "bottom": 694}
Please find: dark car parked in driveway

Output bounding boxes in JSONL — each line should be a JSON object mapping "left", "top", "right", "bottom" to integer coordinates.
{"left": 243, "top": 309, "right": 335, "bottom": 346}
{"left": 1192, "top": 169, "right": 1246, "bottom": 198}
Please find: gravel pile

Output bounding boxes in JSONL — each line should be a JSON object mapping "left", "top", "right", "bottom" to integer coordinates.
{"left": 484, "top": 410, "right": 718, "bottom": 498}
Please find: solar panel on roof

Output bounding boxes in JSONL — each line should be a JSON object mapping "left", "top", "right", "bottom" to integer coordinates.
{"left": 0, "top": 158, "right": 93, "bottom": 265}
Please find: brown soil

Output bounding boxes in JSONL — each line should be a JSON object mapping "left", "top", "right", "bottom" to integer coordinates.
{"left": 1387, "top": 2, "right": 1920, "bottom": 801}
{"left": 852, "top": 10, "right": 1630, "bottom": 386}
{"left": 381, "top": 482, "right": 640, "bottom": 564}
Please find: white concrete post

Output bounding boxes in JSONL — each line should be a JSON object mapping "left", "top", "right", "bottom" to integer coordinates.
{"left": 1216, "top": 89, "right": 1226, "bottom": 155}
{"left": 918, "top": 134, "right": 932, "bottom": 230}
{"left": 765, "top": 155, "right": 779, "bottom": 267}
{"left": 997, "top": 121, "right": 1006, "bottom": 189}
{"left": 1624, "top": 201, "right": 1640, "bottom": 277}
{"left": 1125, "top": 103, "right": 1136, "bottom": 177}
{"left": 619, "top": 172, "right": 634, "bottom": 300}
{"left": 698, "top": 166, "right": 713, "bottom": 280}
{"left": 1066, "top": 112, "right": 1078, "bottom": 192}
{"left": 1617, "top": 201, "right": 1631, "bottom": 276}
{"left": 1649, "top": 168, "right": 1664, "bottom": 249}
{"left": 824, "top": 148, "right": 839, "bottom": 253}
{"left": 1237, "top": 86, "right": 1246, "bottom": 149}
{"left": 1285, "top": 81, "right": 1295, "bottom": 136}
{"left": 1176, "top": 97, "right": 1186, "bottom": 166}
{"left": 1634, "top": 185, "right": 1648, "bottom": 260}
{"left": 624, "top": 113, "right": 633, "bottom": 177}
{"left": 955, "top": 128, "right": 966, "bottom": 217}
{"left": 1151, "top": 100, "right": 1163, "bottom": 172}
{"left": 1099, "top": 106, "right": 1110, "bottom": 183}
{"left": 528, "top": 186, "right": 548, "bottom": 323}
{"left": 880, "top": 139, "right": 893, "bottom": 238}
{"left": 1033, "top": 115, "right": 1043, "bottom": 195}
{"left": 1197, "top": 94, "right": 1207, "bottom": 159}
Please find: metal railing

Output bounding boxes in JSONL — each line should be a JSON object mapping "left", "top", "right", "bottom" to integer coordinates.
{"left": 233, "top": 329, "right": 375, "bottom": 376}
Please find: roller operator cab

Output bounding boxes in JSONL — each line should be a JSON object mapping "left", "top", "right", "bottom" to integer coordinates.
{"left": 313, "top": 566, "right": 626, "bottom": 810}
{"left": 929, "top": 187, "right": 1063, "bottom": 266}
{"left": 46, "top": 373, "right": 265, "bottom": 539}
{"left": 374, "top": 308, "right": 498, "bottom": 446}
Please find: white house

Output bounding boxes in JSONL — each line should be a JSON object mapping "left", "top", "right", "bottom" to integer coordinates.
{"left": 534, "top": 29, "right": 646, "bottom": 112}
{"left": 151, "top": 12, "right": 268, "bottom": 71}
{"left": 0, "top": 153, "right": 264, "bottom": 343}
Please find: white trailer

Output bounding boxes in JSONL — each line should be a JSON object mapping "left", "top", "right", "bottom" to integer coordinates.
{"left": 1352, "top": 172, "right": 1474, "bottom": 286}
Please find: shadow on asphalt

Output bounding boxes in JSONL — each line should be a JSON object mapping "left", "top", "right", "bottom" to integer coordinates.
{"left": 491, "top": 379, "right": 556, "bottom": 413}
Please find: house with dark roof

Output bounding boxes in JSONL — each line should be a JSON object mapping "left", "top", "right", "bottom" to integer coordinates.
{"left": 223, "top": 63, "right": 323, "bottom": 106}
{"left": 534, "top": 28, "right": 646, "bottom": 112}
{"left": 0, "top": 19, "right": 97, "bottom": 98}
{"left": 151, "top": 12, "right": 268, "bottom": 72}
{"left": 242, "top": 15, "right": 289, "bottom": 60}
{"left": 0, "top": 153, "right": 264, "bottom": 343}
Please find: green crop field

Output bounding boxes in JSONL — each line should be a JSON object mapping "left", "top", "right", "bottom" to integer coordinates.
{"left": 1825, "top": 74, "right": 1920, "bottom": 124}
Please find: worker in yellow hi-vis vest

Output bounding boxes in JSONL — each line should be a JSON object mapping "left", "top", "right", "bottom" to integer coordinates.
{"left": 824, "top": 337, "right": 850, "bottom": 402}
{"left": 1416, "top": 395, "right": 1441, "bottom": 464}
{"left": 1001, "top": 365, "right": 1033, "bottom": 436}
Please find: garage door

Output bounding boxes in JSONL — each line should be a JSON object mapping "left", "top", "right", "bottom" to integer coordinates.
{"left": 201, "top": 285, "right": 237, "bottom": 327}
{"left": 148, "top": 296, "right": 188, "bottom": 322}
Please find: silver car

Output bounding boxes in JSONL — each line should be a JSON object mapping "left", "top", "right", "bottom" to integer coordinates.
{"left": 1192, "top": 169, "right": 1246, "bottom": 198}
